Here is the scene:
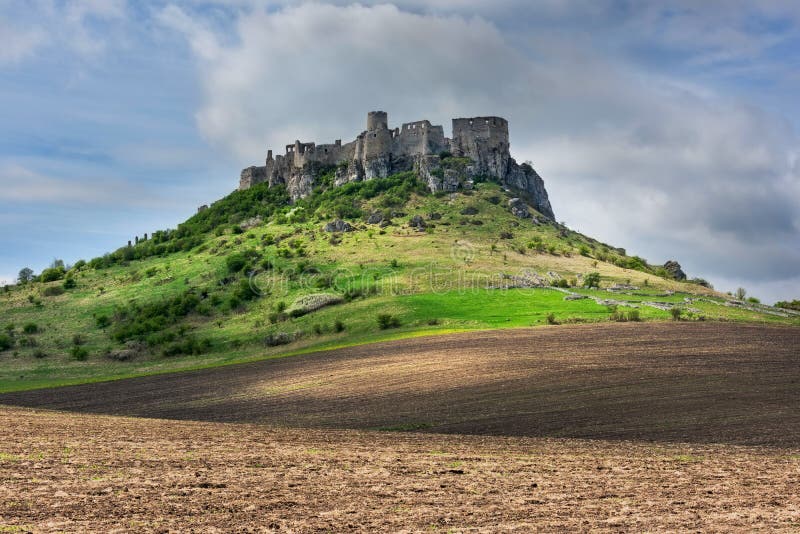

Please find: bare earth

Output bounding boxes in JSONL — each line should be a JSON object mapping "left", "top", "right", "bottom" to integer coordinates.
{"left": 1, "top": 407, "right": 799, "bottom": 532}
{"left": 1, "top": 323, "right": 799, "bottom": 531}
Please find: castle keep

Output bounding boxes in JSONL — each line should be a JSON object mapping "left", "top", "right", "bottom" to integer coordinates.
{"left": 239, "top": 111, "right": 554, "bottom": 219}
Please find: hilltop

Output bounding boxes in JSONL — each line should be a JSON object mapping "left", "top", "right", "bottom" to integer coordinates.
{"left": 238, "top": 111, "right": 554, "bottom": 218}
{"left": 1, "top": 125, "right": 798, "bottom": 392}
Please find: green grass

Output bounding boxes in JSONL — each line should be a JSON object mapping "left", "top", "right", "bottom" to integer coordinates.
{"left": 1, "top": 176, "right": 797, "bottom": 393}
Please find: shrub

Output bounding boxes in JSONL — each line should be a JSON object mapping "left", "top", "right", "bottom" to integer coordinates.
{"left": 96, "top": 315, "right": 111, "bottom": 329}
{"left": 162, "top": 336, "right": 212, "bottom": 357}
{"left": 23, "top": 323, "right": 38, "bottom": 334}
{"left": 72, "top": 259, "right": 86, "bottom": 270}
{"left": 63, "top": 277, "right": 77, "bottom": 289}
{"left": 334, "top": 319, "right": 346, "bottom": 332}
{"left": 233, "top": 279, "right": 257, "bottom": 301}
{"left": 286, "top": 293, "right": 343, "bottom": 317}
{"left": 670, "top": 307, "right": 682, "bottom": 321}
{"left": 40, "top": 266, "right": 65, "bottom": 283}
{"left": 583, "top": 272, "right": 601, "bottom": 289}
{"left": 313, "top": 324, "right": 323, "bottom": 335}
{"left": 70, "top": 346, "right": 89, "bottom": 361}
{"left": 775, "top": 299, "right": 800, "bottom": 311}
{"left": 627, "top": 309, "right": 641, "bottom": 322}
{"left": 42, "top": 286, "right": 65, "bottom": 297}
{"left": 546, "top": 313, "right": 558, "bottom": 325}
{"left": 579, "top": 245, "right": 591, "bottom": 257}
{"left": 553, "top": 278, "right": 569, "bottom": 289}
{"left": 377, "top": 313, "right": 401, "bottom": 329}
{"left": 72, "top": 334, "right": 86, "bottom": 346}
{"left": 264, "top": 332, "right": 293, "bottom": 347}
{"left": 747, "top": 297, "right": 760, "bottom": 304}
{"left": 609, "top": 308, "right": 626, "bottom": 322}
{"left": 33, "top": 349, "right": 47, "bottom": 359}
{"left": 226, "top": 253, "right": 248, "bottom": 273}
{"left": 275, "top": 301, "right": 287, "bottom": 313}
{"left": 0, "top": 334, "right": 13, "bottom": 351}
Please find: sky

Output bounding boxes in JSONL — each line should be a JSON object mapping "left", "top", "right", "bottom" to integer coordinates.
{"left": 1, "top": 0, "right": 798, "bottom": 303}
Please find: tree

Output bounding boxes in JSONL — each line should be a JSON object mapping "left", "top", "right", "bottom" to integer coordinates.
{"left": 17, "top": 268, "right": 34, "bottom": 284}
{"left": 735, "top": 287, "right": 747, "bottom": 301}
{"left": 583, "top": 272, "right": 601, "bottom": 289}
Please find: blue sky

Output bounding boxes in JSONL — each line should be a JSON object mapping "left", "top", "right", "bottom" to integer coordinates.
{"left": 1, "top": 1, "right": 799, "bottom": 303}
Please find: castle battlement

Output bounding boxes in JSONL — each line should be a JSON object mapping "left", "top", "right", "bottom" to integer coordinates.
{"left": 238, "top": 111, "right": 554, "bottom": 220}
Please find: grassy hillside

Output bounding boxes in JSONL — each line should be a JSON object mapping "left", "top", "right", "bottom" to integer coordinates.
{"left": 1, "top": 168, "right": 798, "bottom": 392}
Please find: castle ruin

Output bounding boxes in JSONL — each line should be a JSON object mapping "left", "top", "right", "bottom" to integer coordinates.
{"left": 239, "top": 111, "right": 554, "bottom": 219}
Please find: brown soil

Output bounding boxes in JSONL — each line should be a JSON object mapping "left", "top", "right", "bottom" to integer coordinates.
{"left": 0, "top": 407, "right": 798, "bottom": 532}
{"left": 2, "top": 323, "right": 799, "bottom": 446}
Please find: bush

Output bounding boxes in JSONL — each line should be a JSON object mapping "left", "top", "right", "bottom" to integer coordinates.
{"left": 63, "top": 277, "right": 77, "bottom": 289}
{"left": 0, "top": 334, "right": 13, "bottom": 351}
{"left": 226, "top": 253, "right": 248, "bottom": 273}
{"left": 377, "top": 313, "right": 401, "bottom": 329}
{"left": 40, "top": 266, "right": 65, "bottom": 283}
{"left": 42, "top": 286, "right": 65, "bottom": 297}
{"left": 96, "top": 315, "right": 111, "bottom": 329}
{"left": 70, "top": 346, "right": 89, "bottom": 361}
{"left": 627, "top": 309, "right": 641, "bottom": 322}
{"left": 579, "top": 245, "right": 591, "bottom": 257}
{"left": 334, "top": 320, "right": 345, "bottom": 332}
{"left": 670, "top": 307, "right": 682, "bottom": 321}
{"left": 233, "top": 279, "right": 257, "bottom": 301}
{"left": 33, "top": 349, "right": 47, "bottom": 359}
{"left": 162, "top": 336, "right": 212, "bottom": 357}
{"left": 23, "top": 323, "right": 38, "bottom": 334}
{"left": 264, "top": 332, "right": 293, "bottom": 347}
{"left": 72, "top": 334, "right": 86, "bottom": 346}
{"left": 583, "top": 272, "right": 601, "bottom": 289}
{"left": 546, "top": 313, "right": 558, "bottom": 325}
{"left": 775, "top": 299, "right": 800, "bottom": 311}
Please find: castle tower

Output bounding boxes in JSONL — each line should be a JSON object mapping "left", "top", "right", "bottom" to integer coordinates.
{"left": 451, "top": 116, "right": 510, "bottom": 179}
{"left": 367, "top": 111, "right": 388, "bottom": 131}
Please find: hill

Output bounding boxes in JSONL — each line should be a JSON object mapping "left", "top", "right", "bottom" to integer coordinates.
{"left": 1, "top": 167, "right": 798, "bottom": 392}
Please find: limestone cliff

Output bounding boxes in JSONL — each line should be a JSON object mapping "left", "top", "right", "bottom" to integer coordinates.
{"left": 239, "top": 111, "right": 555, "bottom": 220}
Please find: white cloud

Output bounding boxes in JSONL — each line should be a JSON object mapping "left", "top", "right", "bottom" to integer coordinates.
{"left": 0, "top": 0, "right": 127, "bottom": 64}
{"left": 158, "top": 2, "right": 800, "bottom": 303}
{"left": 0, "top": 22, "right": 47, "bottom": 64}
{"left": 0, "top": 163, "right": 163, "bottom": 207}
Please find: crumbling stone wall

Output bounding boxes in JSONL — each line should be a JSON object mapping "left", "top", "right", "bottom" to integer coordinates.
{"left": 237, "top": 111, "right": 554, "bottom": 219}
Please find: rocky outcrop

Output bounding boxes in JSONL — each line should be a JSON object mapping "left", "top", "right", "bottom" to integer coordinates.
{"left": 238, "top": 111, "right": 556, "bottom": 220}
{"left": 663, "top": 260, "right": 687, "bottom": 281}
{"left": 409, "top": 215, "right": 426, "bottom": 230}
{"left": 508, "top": 198, "right": 530, "bottom": 219}
{"left": 366, "top": 211, "right": 383, "bottom": 224}
{"left": 504, "top": 160, "right": 554, "bottom": 220}
{"left": 323, "top": 219, "right": 353, "bottom": 233}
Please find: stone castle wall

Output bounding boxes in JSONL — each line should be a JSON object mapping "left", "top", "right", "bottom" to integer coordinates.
{"left": 238, "top": 111, "right": 554, "bottom": 219}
